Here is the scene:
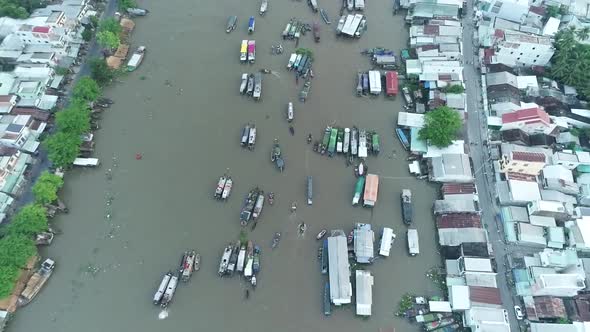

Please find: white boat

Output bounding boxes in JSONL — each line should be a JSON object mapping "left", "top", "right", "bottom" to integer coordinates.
{"left": 236, "top": 244, "right": 246, "bottom": 272}
{"left": 343, "top": 128, "right": 350, "bottom": 154}
{"left": 251, "top": 275, "right": 257, "bottom": 287}
{"left": 347, "top": 0, "right": 353, "bottom": 11}
{"left": 73, "top": 157, "right": 99, "bottom": 167}
{"left": 180, "top": 251, "right": 196, "bottom": 282}
{"left": 194, "top": 254, "right": 201, "bottom": 271}
{"left": 358, "top": 161, "right": 365, "bottom": 176}
{"left": 287, "top": 53, "right": 297, "bottom": 69}
{"left": 287, "top": 102, "right": 294, "bottom": 122}
{"left": 351, "top": 127, "right": 358, "bottom": 156}
{"left": 244, "top": 257, "right": 254, "bottom": 278}
{"left": 215, "top": 176, "right": 226, "bottom": 198}
{"left": 160, "top": 275, "right": 178, "bottom": 308}
{"left": 218, "top": 245, "right": 233, "bottom": 276}
{"left": 379, "top": 228, "right": 395, "bottom": 257}
{"left": 240, "top": 73, "right": 248, "bottom": 94}
{"left": 252, "top": 192, "right": 265, "bottom": 220}
{"left": 336, "top": 15, "right": 346, "bottom": 34}
{"left": 221, "top": 178, "right": 233, "bottom": 199}
{"left": 248, "top": 126, "right": 257, "bottom": 149}
{"left": 407, "top": 229, "right": 419, "bottom": 256}
{"left": 253, "top": 73, "right": 262, "bottom": 100}
{"left": 358, "top": 129, "right": 368, "bottom": 158}
{"left": 153, "top": 272, "right": 172, "bottom": 305}
{"left": 127, "top": 46, "right": 146, "bottom": 72}
{"left": 260, "top": 0, "right": 268, "bottom": 15}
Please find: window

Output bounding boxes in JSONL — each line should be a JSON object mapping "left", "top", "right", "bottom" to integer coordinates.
{"left": 536, "top": 55, "right": 540, "bottom": 57}
{"left": 520, "top": 53, "right": 523, "bottom": 55}
{"left": 510, "top": 51, "right": 514, "bottom": 54}
{"left": 533, "top": 60, "right": 536, "bottom": 63}
{"left": 532, "top": 47, "right": 536, "bottom": 50}
{"left": 518, "top": 169, "right": 524, "bottom": 172}
{"left": 517, "top": 57, "right": 520, "bottom": 60}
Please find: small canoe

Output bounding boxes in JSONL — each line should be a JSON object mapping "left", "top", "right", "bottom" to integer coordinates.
{"left": 320, "top": 8, "right": 330, "bottom": 24}
{"left": 317, "top": 229, "right": 327, "bottom": 240}
{"left": 226, "top": 15, "right": 238, "bottom": 33}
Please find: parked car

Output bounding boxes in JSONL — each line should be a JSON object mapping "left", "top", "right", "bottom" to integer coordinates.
{"left": 514, "top": 305, "right": 524, "bottom": 320}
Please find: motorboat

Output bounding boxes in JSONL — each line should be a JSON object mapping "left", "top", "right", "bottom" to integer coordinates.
{"left": 218, "top": 245, "right": 233, "bottom": 276}
{"left": 248, "top": 16, "right": 255, "bottom": 34}
{"left": 153, "top": 272, "right": 172, "bottom": 305}
{"left": 357, "top": 161, "right": 366, "bottom": 176}
{"left": 180, "top": 250, "right": 196, "bottom": 282}
{"left": 236, "top": 243, "right": 246, "bottom": 272}
{"left": 268, "top": 192, "right": 275, "bottom": 205}
{"left": 343, "top": 128, "right": 350, "bottom": 154}
{"left": 214, "top": 176, "right": 227, "bottom": 199}
{"left": 252, "top": 191, "right": 265, "bottom": 220}
{"left": 227, "top": 241, "right": 240, "bottom": 274}
{"left": 347, "top": 0, "right": 353, "bottom": 11}
{"left": 252, "top": 246, "right": 261, "bottom": 274}
{"left": 336, "top": 15, "right": 346, "bottom": 34}
{"left": 287, "top": 102, "right": 294, "bottom": 122}
{"left": 226, "top": 15, "right": 238, "bottom": 33}
{"left": 241, "top": 124, "right": 250, "bottom": 146}
{"left": 127, "top": 46, "right": 146, "bottom": 72}
{"left": 402, "top": 189, "right": 413, "bottom": 225}
{"left": 194, "top": 253, "right": 201, "bottom": 271}
{"left": 160, "top": 274, "right": 178, "bottom": 308}
{"left": 317, "top": 229, "right": 327, "bottom": 240}
{"left": 240, "top": 189, "right": 259, "bottom": 225}
{"left": 221, "top": 177, "right": 233, "bottom": 199}
{"left": 247, "top": 74, "right": 255, "bottom": 95}
{"left": 253, "top": 72, "right": 262, "bottom": 100}
{"left": 248, "top": 126, "right": 257, "bottom": 150}
{"left": 239, "top": 73, "right": 248, "bottom": 94}
{"left": 271, "top": 232, "right": 281, "bottom": 249}
{"left": 320, "top": 8, "right": 331, "bottom": 24}
{"left": 260, "top": 0, "right": 268, "bottom": 15}
{"left": 271, "top": 140, "right": 281, "bottom": 162}
{"left": 251, "top": 275, "right": 257, "bottom": 287}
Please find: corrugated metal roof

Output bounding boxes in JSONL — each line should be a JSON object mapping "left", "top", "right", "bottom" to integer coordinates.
{"left": 437, "top": 213, "right": 482, "bottom": 228}
{"left": 469, "top": 286, "right": 502, "bottom": 305}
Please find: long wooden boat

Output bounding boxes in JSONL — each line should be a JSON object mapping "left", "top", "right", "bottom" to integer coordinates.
{"left": 321, "top": 126, "right": 331, "bottom": 154}
{"left": 226, "top": 15, "right": 238, "bottom": 33}
{"left": 18, "top": 259, "right": 55, "bottom": 306}
{"left": 327, "top": 127, "right": 338, "bottom": 156}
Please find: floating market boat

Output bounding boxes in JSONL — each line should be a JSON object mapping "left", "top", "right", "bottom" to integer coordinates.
{"left": 227, "top": 241, "right": 240, "bottom": 275}
{"left": 244, "top": 241, "right": 254, "bottom": 278}
{"left": 283, "top": 20, "right": 293, "bottom": 39}
{"left": 271, "top": 140, "right": 281, "bottom": 162}
{"left": 358, "top": 129, "right": 368, "bottom": 158}
{"left": 247, "top": 40, "right": 256, "bottom": 63}
{"left": 253, "top": 72, "right": 262, "bottom": 100}
{"left": 343, "top": 128, "right": 350, "bottom": 154}
{"left": 214, "top": 175, "right": 227, "bottom": 199}
{"left": 321, "top": 126, "right": 331, "bottom": 154}
{"left": 321, "top": 239, "right": 328, "bottom": 274}
{"left": 153, "top": 272, "right": 172, "bottom": 305}
{"left": 240, "top": 40, "right": 248, "bottom": 62}
{"left": 18, "top": 258, "right": 55, "bottom": 306}
{"left": 352, "top": 176, "right": 365, "bottom": 205}
{"left": 313, "top": 22, "right": 320, "bottom": 42}
{"left": 317, "top": 229, "right": 327, "bottom": 240}
{"left": 362, "top": 72, "right": 369, "bottom": 93}
{"left": 252, "top": 191, "right": 265, "bottom": 220}
{"left": 287, "top": 102, "right": 294, "bottom": 122}
{"left": 127, "top": 46, "right": 146, "bottom": 72}
{"left": 194, "top": 253, "right": 201, "bottom": 271}
{"left": 396, "top": 127, "right": 409, "bottom": 150}
{"left": 357, "top": 160, "right": 367, "bottom": 176}
{"left": 236, "top": 243, "right": 246, "bottom": 272}
{"left": 240, "top": 189, "right": 259, "bottom": 225}
{"left": 246, "top": 74, "right": 255, "bottom": 95}
{"left": 160, "top": 274, "right": 178, "bottom": 308}
{"left": 336, "top": 15, "right": 346, "bottom": 34}
{"left": 324, "top": 282, "right": 331, "bottom": 316}
{"left": 260, "top": 0, "right": 268, "bottom": 15}
{"left": 221, "top": 177, "right": 233, "bottom": 200}
{"left": 300, "top": 81, "right": 311, "bottom": 102}
{"left": 251, "top": 275, "right": 257, "bottom": 287}
{"left": 320, "top": 8, "right": 331, "bottom": 24}
{"left": 226, "top": 15, "right": 238, "bottom": 33}
{"left": 287, "top": 53, "right": 297, "bottom": 68}
{"left": 218, "top": 244, "right": 233, "bottom": 276}
{"left": 372, "top": 132, "right": 380, "bottom": 154}
{"left": 402, "top": 189, "right": 412, "bottom": 225}
{"left": 253, "top": 246, "right": 261, "bottom": 274}
{"left": 307, "top": 176, "right": 313, "bottom": 205}
{"left": 180, "top": 250, "right": 196, "bottom": 282}
{"left": 240, "top": 73, "right": 248, "bottom": 94}
{"left": 336, "top": 128, "right": 344, "bottom": 153}
{"left": 407, "top": 229, "right": 419, "bottom": 256}
{"left": 248, "top": 16, "right": 255, "bottom": 34}
{"left": 351, "top": 127, "right": 358, "bottom": 156}
{"left": 347, "top": 0, "right": 353, "bottom": 11}
{"left": 248, "top": 126, "right": 257, "bottom": 149}
{"left": 327, "top": 127, "right": 338, "bottom": 157}
{"left": 271, "top": 232, "right": 281, "bottom": 249}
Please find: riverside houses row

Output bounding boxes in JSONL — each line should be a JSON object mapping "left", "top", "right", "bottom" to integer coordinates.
{"left": 396, "top": 0, "right": 590, "bottom": 329}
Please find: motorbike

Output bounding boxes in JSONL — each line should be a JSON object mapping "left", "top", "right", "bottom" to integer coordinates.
{"left": 307, "top": 134, "right": 312, "bottom": 144}
{"left": 268, "top": 192, "right": 275, "bottom": 205}
{"left": 289, "top": 126, "right": 295, "bottom": 136}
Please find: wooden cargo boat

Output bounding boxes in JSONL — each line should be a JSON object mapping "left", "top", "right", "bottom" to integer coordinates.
{"left": 18, "top": 258, "right": 55, "bottom": 306}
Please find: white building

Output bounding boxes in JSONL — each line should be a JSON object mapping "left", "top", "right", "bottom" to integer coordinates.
{"left": 463, "top": 307, "right": 510, "bottom": 332}
{"left": 493, "top": 30, "right": 554, "bottom": 67}
{"left": 355, "top": 270, "right": 373, "bottom": 316}
{"left": 530, "top": 274, "right": 586, "bottom": 297}
{"left": 328, "top": 233, "right": 352, "bottom": 305}
{"left": 480, "top": 0, "right": 529, "bottom": 23}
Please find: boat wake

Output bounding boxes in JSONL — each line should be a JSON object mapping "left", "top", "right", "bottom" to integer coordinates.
{"left": 270, "top": 71, "right": 280, "bottom": 79}
{"left": 158, "top": 309, "right": 169, "bottom": 320}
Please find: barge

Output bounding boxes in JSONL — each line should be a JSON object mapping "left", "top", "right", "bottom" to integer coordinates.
{"left": 18, "top": 258, "right": 55, "bottom": 306}
{"left": 402, "top": 189, "right": 412, "bottom": 225}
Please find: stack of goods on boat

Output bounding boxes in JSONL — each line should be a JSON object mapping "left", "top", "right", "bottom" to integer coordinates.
{"left": 153, "top": 250, "right": 200, "bottom": 308}
{"left": 281, "top": 18, "right": 311, "bottom": 42}
{"left": 361, "top": 47, "right": 397, "bottom": 69}
{"left": 18, "top": 258, "right": 55, "bottom": 307}
{"left": 335, "top": 14, "right": 367, "bottom": 38}
{"left": 240, "top": 187, "right": 266, "bottom": 226}
{"left": 240, "top": 123, "right": 257, "bottom": 150}
{"left": 286, "top": 48, "right": 314, "bottom": 79}
{"left": 314, "top": 125, "right": 379, "bottom": 159}
{"left": 345, "top": 0, "right": 365, "bottom": 11}
{"left": 218, "top": 240, "right": 262, "bottom": 287}
{"left": 239, "top": 40, "right": 256, "bottom": 64}
{"left": 401, "top": 189, "right": 412, "bottom": 225}
{"left": 239, "top": 72, "right": 263, "bottom": 100}
{"left": 214, "top": 175, "right": 233, "bottom": 200}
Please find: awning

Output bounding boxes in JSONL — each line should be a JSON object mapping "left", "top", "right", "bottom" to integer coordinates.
{"left": 21, "top": 136, "right": 40, "bottom": 153}
{"left": 50, "top": 75, "right": 64, "bottom": 89}
{"left": 37, "top": 94, "right": 58, "bottom": 110}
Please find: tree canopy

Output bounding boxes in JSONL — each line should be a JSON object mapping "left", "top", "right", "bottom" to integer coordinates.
{"left": 89, "top": 58, "right": 116, "bottom": 86}
{"left": 98, "top": 18, "right": 122, "bottom": 35}
{"left": 44, "top": 132, "right": 82, "bottom": 168}
{"left": 119, "top": 0, "right": 137, "bottom": 11}
{"left": 8, "top": 204, "right": 48, "bottom": 236}
{"left": 73, "top": 77, "right": 101, "bottom": 102}
{"left": 55, "top": 103, "right": 90, "bottom": 135}
{"left": 443, "top": 84, "right": 464, "bottom": 94}
{"left": 0, "top": 235, "right": 36, "bottom": 268}
{"left": 0, "top": 0, "right": 43, "bottom": 19}
{"left": 96, "top": 31, "right": 120, "bottom": 50}
{"left": 419, "top": 106, "right": 462, "bottom": 147}
{"left": 0, "top": 265, "right": 20, "bottom": 298}
{"left": 551, "top": 28, "right": 590, "bottom": 98}
{"left": 32, "top": 172, "right": 64, "bottom": 205}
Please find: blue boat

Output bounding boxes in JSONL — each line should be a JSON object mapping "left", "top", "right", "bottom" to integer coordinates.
{"left": 248, "top": 16, "right": 255, "bottom": 34}
{"left": 323, "top": 282, "right": 331, "bottom": 316}
{"left": 321, "top": 239, "right": 328, "bottom": 274}
{"left": 396, "top": 128, "right": 409, "bottom": 150}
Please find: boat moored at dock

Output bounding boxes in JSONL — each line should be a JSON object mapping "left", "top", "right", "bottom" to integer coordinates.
{"left": 240, "top": 188, "right": 259, "bottom": 225}
{"left": 358, "top": 129, "right": 368, "bottom": 158}
{"left": 226, "top": 15, "right": 238, "bottom": 33}
{"left": 327, "top": 127, "right": 337, "bottom": 156}
{"left": 218, "top": 244, "right": 233, "bottom": 276}
{"left": 351, "top": 127, "right": 358, "bottom": 156}
{"left": 153, "top": 272, "right": 173, "bottom": 305}
{"left": 236, "top": 243, "right": 246, "bottom": 272}
{"left": 321, "top": 126, "right": 331, "bottom": 154}
{"left": 247, "top": 74, "right": 255, "bottom": 95}
{"left": 18, "top": 258, "right": 55, "bottom": 306}
{"left": 180, "top": 250, "right": 197, "bottom": 282}
{"left": 379, "top": 227, "right": 396, "bottom": 257}
{"left": 247, "top": 125, "right": 257, "bottom": 149}
{"left": 247, "top": 40, "right": 256, "bottom": 63}
{"left": 336, "top": 128, "right": 344, "bottom": 153}
{"left": 252, "top": 191, "right": 265, "bottom": 220}
{"left": 227, "top": 241, "right": 240, "bottom": 275}
{"left": 343, "top": 128, "right": 350, "bottom": 154}
{"left": 324, "top": 282, "right": 332, "bottom": 316}
{"left": 127, "top": 46, "right": 146, "bottom": 72}
{"left": 402, "top": 189, "right": 413, "bottom": 225}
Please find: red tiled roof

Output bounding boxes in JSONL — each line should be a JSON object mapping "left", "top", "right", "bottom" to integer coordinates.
{"left": 511, "top": 151, "right": 546, "bottom": 163}
{"left": 529, "top": 6, "right": 546, "bottom": 16}
{"left": 0, "top": 95, "right": 15, "bottom": 103}
{"left": 442, "top": 183, "right": 477, "bottom": 195}
{"left": 501, "top": 107, "right": 551, "bottom": 126}
{"left": 437, "top": 214, "right": 482, "bottom": 229}
{"left": 494, "top": 29, "right": 505, "bottom": 39}
{"left": 32, "top": 26, "right": 50, "bottom": 33}
{"left": 483, "top": 48, "right": 494, "bottom": 65}
{"left": 534, "top": 296, "right": 566, "bottom": 319}
{"left": 469, "top": 286, "right": 502, "bottom": 305}
{"left": 420, "top": 44, "right": 438, "bottom": 51}
{"left": 507, "top": 172, "right": 537, "bottom": 182}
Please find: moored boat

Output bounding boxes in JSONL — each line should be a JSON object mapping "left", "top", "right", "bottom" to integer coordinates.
{"left": 240, "top": 188, "right": 259, "bottom": 225}
{"left": 327, "top": 127, "right": 338, "bottom": 157}
{"left": 180, "top": 250, "right": 196, "bottom": 282}
{"left": 241, "top": 124, "right": 250, "bottom": 146}
{"left": 35, "top": 231, "right": 54, "bottom": 245}
{"left": 321, "top": 239, "right": 328, "bottom": 274}
{"left": 352, "top": 176, "right": 365, "bottom": 205}
{"left": 194, "top": 253, "right": 201, "bottom": 271}
{"left": 127, "top": 46, "right": 146, "bottom": 72}
{"left": 396, "top": 128, "right": 409, "bottom": 150}
{"left": 358, "top": 129, "right": 368, "bottom": 158}
{"left": 343, "top": 128, "right": 350, "bottom": 154}
{"left": 271, "top": 232, "right": 281, "bottom": 249}
{"left": 218, "top": 244, "right": 233, "bottom": 276}
{"left": 317, "top": 229, "right": 327, "bottom": 240}
{"left": 321, "top": 126, "right": 331, "bottom": 154}
{"left": 252, "top": 191, "right": 265, "bottom": 220}
{"left": 351, "top": 127, "right": 358, "bottom": 156}
{"left": 247, "top": 40, "right": 256, "bottom": 63}
{"left": 309, "top": 0, "right": 319, "bottom": 12}
{"left": 253, "top": 72, "right": 262, "bottom": 100}
{"left": 247, "top": 74, "right": 255, "bottom": 95}
{"left": 260, "top": 0, "right": 268, "bottom": 15}
{"left": 226, "top": 15, "right": 238, "bottom": 33}
{"left": 240, "top": 40, "right": 248, "bottom": 62}
{"left": 248, "top": 126, "right": 257, "bottom": 149}
{"left": 18, "top": 258, "right": 55, "bottom": 306}
{"left": 244, "top": 241, "right": 254, "bottom": 278}
{"left": 160, "top": 274, "right": 178, "bottom": 307}
{"left": 214, "top": 176, "right": 227, "bottom": 199}
{"left": 287, "top": 102, "right": 294, "bottom": 122}
{"left": 336, "top": 128, "right": 344, "bottom": 153}
{"left": 357, "top": 160, "right": 367, "bottom": 176}
{"left": 320, "top": 8, "right": 331, "bottom": 24}
{"left": 347, "top": 0, "right": 353, "bottom": 11}
{"left": 336, "top": 15, "right": 346, "bottom": 34}
{"left": 153, "top": 272, "right": 172, "bottom": 305}
{"left": 253, "top": 246, "right": 261, "bottom": 274}
{"left": 239, "top": 73, "right": 248, "bottom": 94}
{"left": 236, "top": 243, "right": 246, "bottom": 272}
{"left": 227, "top": 241, "right": 240, "bottom": 274}
{"left": 324, "top": 282, "right": 331, "bottom": 315}
{"left": 221, "top": 177, "right": 233, "bottom": 199}
{"left": 402, "top": 189, "right": 413, "bottom": 225}
{"left": 372, "top": 132, "right": 380, "bottom": 154}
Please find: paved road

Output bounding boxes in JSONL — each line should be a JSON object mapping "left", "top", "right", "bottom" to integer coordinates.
{"left": 461, "top": 3, "right": 521, "bottom": 331}
{"left": 11, "top": 0, "right": 119, "bottom": 212}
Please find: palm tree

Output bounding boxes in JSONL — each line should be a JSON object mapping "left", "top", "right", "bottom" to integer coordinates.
{"left": 577, "top": 27, "right": 590, "bottom": 41}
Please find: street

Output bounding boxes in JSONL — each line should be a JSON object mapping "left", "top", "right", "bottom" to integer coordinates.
{"left": 461, "top": 2, "right": 521, "bottom": 331}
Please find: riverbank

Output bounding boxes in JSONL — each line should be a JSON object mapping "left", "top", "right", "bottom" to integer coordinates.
{"left": 8, "top": 1, "right": 440, "bottom": 331}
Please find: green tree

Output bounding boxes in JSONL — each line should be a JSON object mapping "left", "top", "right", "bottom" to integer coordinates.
{"left": 545, "top": 5, "right": 560, "bottom": 18}
{"left": 73, "top": 77, "right": 101, "bottom": 102}
{"left": 7, "top": 204, "right": 48, "bottom": 236}
{"left": 32, "top": 172, "right": 64, "bottom": 205}
{"left": 44, "top": 132, "right": 82, "bottom": 168}
{"left": 0, "top": 3, "right": 28, "bottom": 19}
{"left": 54, "top": 66, "right": 69, "bottom": 76}
{"left": 419, "top": 106, "right": 462, "bottom": 147}
{"left": 577, "top": 27, "right": 590, "bottom": 41}
{"left": 88, "top": 15, "right": 99, "bottom": 28}
{"left": 81, "top": 28, "right": 93, "bottom": 42}
{"left": 96, "top": 31, "right": 119, "bottom": 50}
{"left": 99, "top": 17, "right": 122, "bottom": 35}
{"left": 89, "top": 57, "right": 116, "bottom": 86}
{"left": 0, "top": 265, "right": 20, "bottom": 298}
{"left": 0, "top": 235, "right": 36, "bottom": 268}
{"left": 443, "top": 84, "right": 464, "bottom": 93}
{"left": 551, "top": 28, "right": 590, "bottom": 98}
{"left": 119, "top": 0, "right": 138, "bottom": 11}
{"left": 55, "top": 104, "right": 90, "bottom": 135}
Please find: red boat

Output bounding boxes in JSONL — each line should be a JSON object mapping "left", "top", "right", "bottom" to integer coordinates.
{"left": 385, "top": 71, "right": 398, "bottom": 97}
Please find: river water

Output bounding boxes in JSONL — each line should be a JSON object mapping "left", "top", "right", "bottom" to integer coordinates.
{"left": 9, "top": 1, "right": 441, "bottom": 331}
